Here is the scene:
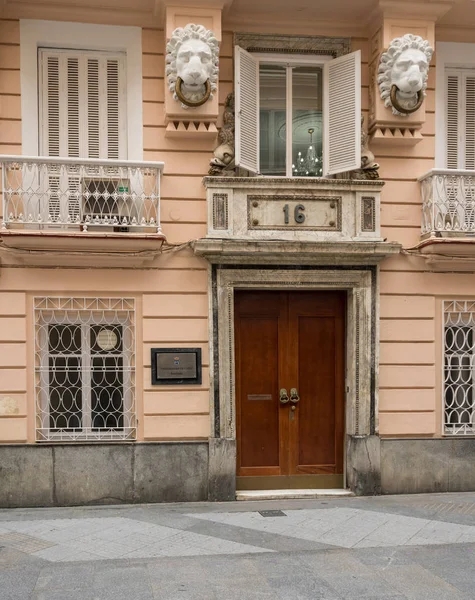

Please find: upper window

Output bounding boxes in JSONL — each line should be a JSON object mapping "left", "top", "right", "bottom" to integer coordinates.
{"left": 234, "top": 47, "right": 361, "bottom": 177}
{"left": 38, "top": 48, "right": 127, "bottom": 160}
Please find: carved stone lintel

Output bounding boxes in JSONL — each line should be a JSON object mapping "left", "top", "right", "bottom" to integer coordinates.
{"left": 234, "top": 33, "right": 350, "bottom": 58}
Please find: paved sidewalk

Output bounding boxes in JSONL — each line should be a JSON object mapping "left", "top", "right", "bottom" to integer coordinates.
{"left": 2, "top": 492, "right": 475, "bottom": 599}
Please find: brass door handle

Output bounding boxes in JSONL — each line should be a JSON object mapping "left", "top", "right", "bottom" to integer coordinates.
{"left": 279, "top": 388, "right": 289, "bottom": 404}
{"left": 290, "top": 388, "right": 300, "bottom": 403}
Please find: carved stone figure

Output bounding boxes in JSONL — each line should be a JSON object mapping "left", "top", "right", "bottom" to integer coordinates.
{"left": 378, "top": 33, "right": 433, "bottom": 116}
{"left": 166, "top": 24, "right": 219, "bottom": 109}
{"left": 350, "top": 115, "right": 380, "bottom": 180}
{"left": 209, "top": 93, "right": 235, "bottom": 176}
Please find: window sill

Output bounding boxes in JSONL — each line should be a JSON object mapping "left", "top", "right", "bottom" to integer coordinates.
{"left": 0, "top": 230, "right": 165, "bottom": 268}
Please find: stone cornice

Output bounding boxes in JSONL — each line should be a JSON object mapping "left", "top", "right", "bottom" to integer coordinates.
{"left": 203, "top": 177, "right": 385, "bottom": 190}
{"left": 192, "top": 238, "right": 401, "bottom": 265}
{"left": 371, "top": 0, "right": 457, "bottom": 22}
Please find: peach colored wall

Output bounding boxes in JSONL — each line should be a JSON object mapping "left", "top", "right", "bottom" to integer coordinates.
{"left": 0, "top": 20, "right": 21, "bottom": 156}
{"left": 0, "top": 14, "right": 473, "bottom": 444}
{"left": 0, "top": 24, "right": 214, "bottom": 443}
{"left": 375, "top": 36, "right": 437, "bottom": 438}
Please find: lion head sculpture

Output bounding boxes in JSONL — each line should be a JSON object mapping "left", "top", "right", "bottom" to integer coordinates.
{"left": 378, "top": 33, "right": 433, "bottom": 116}
{"left": 166, "top": 24, "right": 219, "bottom": 109}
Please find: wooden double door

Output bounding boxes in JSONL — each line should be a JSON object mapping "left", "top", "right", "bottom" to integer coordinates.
{"left": 235, "top": 290, "right": 345, "bottom": 490}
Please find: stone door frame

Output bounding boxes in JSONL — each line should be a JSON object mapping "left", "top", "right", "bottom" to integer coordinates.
{"left": 208, "top": 265, "right": 381, "bottom": 497}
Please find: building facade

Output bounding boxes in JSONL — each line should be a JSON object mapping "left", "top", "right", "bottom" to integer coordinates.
{"left": 1, "top": 0, "right": 474, "bottom": 506}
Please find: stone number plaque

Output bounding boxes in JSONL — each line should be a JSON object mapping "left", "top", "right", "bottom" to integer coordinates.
{"left": 151, "top": 348, "right": 202, "bottom": 385}
{"left": 248, "top": 195, "right": 341, "bottom": 231}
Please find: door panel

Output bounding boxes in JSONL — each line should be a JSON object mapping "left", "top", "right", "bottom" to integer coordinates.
{"left": 237, "top": 317, "right": 280, "bottom": 469}
{"left": 297, "top": 316, "right": 336, "bottom": 469}
{"left": 235, "top": 290, "right": 345, "bottom": 487}
{"left": 235, "top": 291, "right": 287, "bottom": 476}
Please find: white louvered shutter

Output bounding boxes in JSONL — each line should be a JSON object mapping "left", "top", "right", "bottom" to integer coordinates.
{"left": 445, "top": 68, "right": 475, "bottom": 169}
{"left": 40, "top": 49, "right": 126, "bottom": 160}
{"left": 465, "top": 75, "right": 475, "bottom": 170}
{"left": 446, "top": 72, "right": 460, "bottom": 169}
{"left": 323, "top": 50, "right": 361, "bottom": 176}
{"left": 234, "top": 46, "right": 259, "bottom": 174}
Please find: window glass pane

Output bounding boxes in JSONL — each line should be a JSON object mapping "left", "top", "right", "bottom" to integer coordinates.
{"left": 259, "top": 64, "right": 286, "bottom": 176}
{"left": 445, "top": 325, "right": 474, "bottom": 430}
{"left": 90, "top": 325, "right": 124, "bottom": 430}
{"left": 48, "top": 325, "right": 82, "bottom": 431}
{"left": 292, "top": 66, "right": 323, "bottom": 177}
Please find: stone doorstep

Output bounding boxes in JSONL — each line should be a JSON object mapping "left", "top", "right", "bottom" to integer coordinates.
{"left": 236, "top": 489, "right": 355, "bottom": 501}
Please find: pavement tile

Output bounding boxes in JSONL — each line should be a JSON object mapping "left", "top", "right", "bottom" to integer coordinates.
{"left": 30, "top": 592, "right": 95, "bottom": 600}
{"left": 378, "top": 564, "right": 468, "bottom": 599}
{"left": 266, "top": 574, "right": 343, "bottom": 600}
{"left": 5, "top": 494, "right": 475, "bottom": 599}
{"left": 0, "top": 565, "right": 41, "bottom": 599}
{"left": 34, "top": 564, "right": 93, "bottom": 590}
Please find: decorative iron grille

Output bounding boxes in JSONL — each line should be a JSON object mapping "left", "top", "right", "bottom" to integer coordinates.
{"left": 1, "top": 156, "right": 163, "bottom": 232}
{"left": 444, "top": 300, "right": 475, "bottom": 435}
{"left": 420, "top": 170, "right": 475, "bottom": 235}
{"left": 34, "top": 297, "right": 136, "bottom": 441}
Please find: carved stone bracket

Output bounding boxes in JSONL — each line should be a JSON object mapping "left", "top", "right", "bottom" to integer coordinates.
{"left": 368, "top": 17, "right": 436, "bottom": 147}
{"left": 164, "top": 6, "right": 223, "bottom": 139}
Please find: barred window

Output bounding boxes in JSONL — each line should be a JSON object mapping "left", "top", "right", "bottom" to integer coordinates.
{"left": 35, "top": 297, "right": 136, "bottom": 441}
{"left": 444, "top": 300, "right": 475, "bottom": 435}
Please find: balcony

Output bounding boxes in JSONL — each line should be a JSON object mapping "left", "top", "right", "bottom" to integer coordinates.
{"left": 418, "top": 169, "right": 475, "bottom": 270}
{"left": 193, "top": 176, "right": 401, "bottom": 265}
{"left": 0, "top": 156, "right": 164, "bottom": 267}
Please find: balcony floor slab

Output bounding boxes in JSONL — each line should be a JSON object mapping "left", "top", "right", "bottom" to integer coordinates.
{"left": 0, "top": 230, "right": 166, "bottom": 268}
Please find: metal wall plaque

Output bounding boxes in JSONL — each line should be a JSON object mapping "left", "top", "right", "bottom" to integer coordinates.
{"left": 151, "top": 348, "right": 202, "bottom": 385}
{"left": 248, "top": 195, "right": 341, "bottom": 230}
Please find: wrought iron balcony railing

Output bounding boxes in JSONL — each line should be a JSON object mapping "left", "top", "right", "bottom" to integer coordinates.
{"left": 1, "top": 156, "right": 164, "bottom": 233}
{"left": 420, "top": 169, "right": 475, "bottom": 237}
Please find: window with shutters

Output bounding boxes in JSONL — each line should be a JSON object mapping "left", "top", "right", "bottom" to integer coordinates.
{"left": 39, "top": 49, "right": 127, "bottom": 160}
{"left": 234, "top": 47, "right": 361, "bottom": 177}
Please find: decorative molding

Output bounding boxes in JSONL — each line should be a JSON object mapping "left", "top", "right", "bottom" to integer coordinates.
{"left": 212, "top": 193, "right": 229, "bottom": 230}
{"left": 204, "top": 177, "right": 385, "bottom": 243}
{"left": 361, "top": 197, "right": 376, "bottom": 232}
{"left": 246, "top": 195, "right": 342, "bottom": 232}
{"left": 234, "top": 32, "right": 350, "bottom": 58}
{"left": 193, "top": 239, "right": 401, "bottom": 265}
{"left": 211, "top": 267, "right": 376, "bottom": 441}
{"left": 369, "top": 126, "right": 424, "bottom": 146}
{"left": 204, "top": 176, "right": 385, "bottom": 188}
{"left": 165, "top": 121, "right": 218, "bottom": 138}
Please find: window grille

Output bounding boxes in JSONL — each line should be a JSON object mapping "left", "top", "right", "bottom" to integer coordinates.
{"left": 444, "top": 300, "right": 475, "bottom": 435}
{"left": 34, "top": 297, "right": 136, "bottom": 441}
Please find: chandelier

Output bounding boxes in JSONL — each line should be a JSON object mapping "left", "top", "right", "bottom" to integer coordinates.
{"left": 292, "top": 128, "right": 322, "bottom": 177}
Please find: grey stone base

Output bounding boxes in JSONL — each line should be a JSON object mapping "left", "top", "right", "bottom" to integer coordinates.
{"left": 346, "top": 435, "right": 381, "bottom": 496}
{"left": 0, "top": 442, "right": 208, "bottom": 508}
{"left": 208, "top": 437, "right": 236, "bottom": 501}
{"left": 381, "top": 438, "right": 475, "bottom": 494}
